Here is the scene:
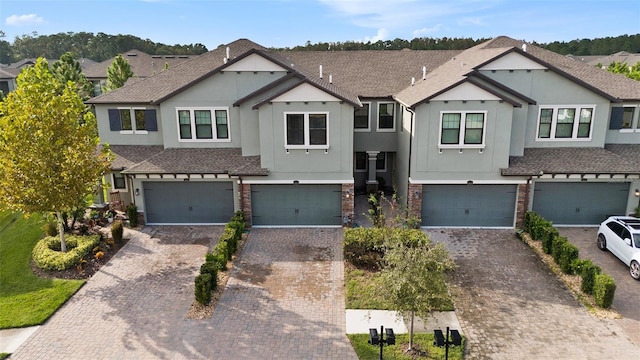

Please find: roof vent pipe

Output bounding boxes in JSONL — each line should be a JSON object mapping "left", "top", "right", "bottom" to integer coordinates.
{"left": 522, "top": 44, "right": 527, "bottom": 52}
{"left": 319, "top": 65, "right": 323, "bottom": 79}
{"left": 422, "top": 66, "right": 427, "bottom": 80}
{"left": 223, "top": 57, "right": 228, "bottom": 64}
{"left": 411, "top": 77, "right": 415, "bottom": 86}
{"left": 226, "top": 47, "right": 230, "bottom": 59}
{"left": 329, "top": 74, "right": 332, "bottom": 84}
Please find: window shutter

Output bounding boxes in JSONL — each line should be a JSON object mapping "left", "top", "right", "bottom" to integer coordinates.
{"left": 609, "top": 107, "right": 624, "bottom": 129}
{"left": 108, "top": 109, "right": 121, "bottom": 131}
{"left": 145, "top": 110, "right": 158, "bottom": 131}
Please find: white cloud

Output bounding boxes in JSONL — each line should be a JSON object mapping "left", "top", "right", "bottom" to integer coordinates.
{"left": 458, "top": 17, "right": 484, "bottom": 26}
{"left": 363, "top": 28, "right": 390, "bottom": 42}
{"left": 412, "top": 24, "right": 442, "bottom": 37}
{"left": 5, "top": 14, "right": 44, "bottom": 26}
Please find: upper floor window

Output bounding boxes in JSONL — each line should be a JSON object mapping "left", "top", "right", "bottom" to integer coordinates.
{"left": 176, "top": 107, "right": 229, "bottom": 142}
{"left": 609, "top": 106, "right": 639, "bottom": 131}
{"left": 377, "top": 102, "right": 395, "bottom": 131}
{"left": 354, "top": 103, "right": 370, "bottom": 131}
{"left": 285, "top": 112, "right": 328, "bottom": 149}
{"left": 537, "top": 105, "right": 594, "bottom": 140}
{"left": 439, "top": 111, "right": 486, "bottom": 148}
{"left": 108, "top": 108, "right": 157, "bottom": 134}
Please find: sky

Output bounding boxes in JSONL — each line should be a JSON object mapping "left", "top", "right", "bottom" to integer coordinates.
{"left": 1, "top": 0, "right": 639, "bottom": 50}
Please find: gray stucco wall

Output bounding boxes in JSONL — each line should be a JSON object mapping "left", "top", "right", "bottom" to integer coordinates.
{"left": 353, "top": 99, "right": 400, "bottom": 152}
{"left": 94, "top": 104, "right": 163, "bottom": 146}
{"left": 605, "top": 103, "right": 640, "bottom": 144}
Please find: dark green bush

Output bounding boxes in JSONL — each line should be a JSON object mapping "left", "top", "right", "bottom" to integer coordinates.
{"left": 579, "top": 260, "right": 602, "bottom": 295}
{"left": 43, "top": 222, "right": 58, "bottom": 237}
{"left": 200, "top": 261, "right": 218, "bottom": 290}
{"left": 344, "top": 228, "right": 388, "bottom": 268}
{"left": 32, "top": 235, "right": 100, "bottom": 270}
{"left": 194, "top": 273, "right": 212, "bottom": 305}
{"left": 558, "top": 241, "right": 579, "bottom": 274}
{"left": 525, "top": 211, "right": 553, "bottom": 241}
{"left": 111, "top": 220, "right": 124, "bottom": 244}
{"left": 231, "top": 211, "right": 245, "bottom": 224}
{"left": 205, "top": 251, "right": 216, "bottom": 263}
{"left": 594, "top": 274, "right": 616, "bottom": 308}
{"left": 551, "top": 236, "right": 568, "bottom": 264}
{"left": 213, "top": 240, "right": 230, "bottom": 262}
{"left": 220, "top": 227, "right": 237, "bottom": 254}
{"left": 126, "top": 204, "right": 138, "bottom": 227}
{"left": 541, "top": 227, "right": 559, "bottom": 254}
{"left": 227, "top": 220, "right": 244, "bottom": 237}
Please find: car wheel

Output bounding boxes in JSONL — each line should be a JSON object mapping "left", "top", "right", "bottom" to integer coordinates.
{"left": 597, "top": 234, "right": 607, "bottom": 251}
{"left": 630, "top": 261, "right": 640, "bottom": 281}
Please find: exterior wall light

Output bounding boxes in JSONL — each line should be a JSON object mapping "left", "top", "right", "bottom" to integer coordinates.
{"left": 635, "top": 189, "right": 640, "bottom": 197}
{"left": 135, "top": 188, "right": 140, "bottom": 196}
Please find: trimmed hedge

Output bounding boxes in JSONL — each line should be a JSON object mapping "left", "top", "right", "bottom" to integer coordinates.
{"left": 542, "top": 228, "right": 559, "bottom": 254}
{"left": 111, "top": 221, "right": 124, "bottom": 243}
{"left": 558, "top": 241, "right": 579, "bottom": 274}
{"left": 200, "top": 261, "right": 218, "bottom": 290}
{"left": 580, "top": 260, "right": 601, "bottom": 295}
{"left": 195, "top": 273, "right": 212, "bottom": 305}
{"left": 33, "top": 235, "right": 101, "bottom": 270}
{"left": 594, "top": 274, "right": 616, "bottom": 308}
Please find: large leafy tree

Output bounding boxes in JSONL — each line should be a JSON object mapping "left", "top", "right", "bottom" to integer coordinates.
{"left": 605, "top": 61, "right": 640, "bottom": 81}
{"left": 52, "top": 52, "right": 94, "bottom": 100}
{"left": 102, "top": 54, "right": 134, "bottom": 93}
{"left": 380, "top": 234, "right": 454, "bottom": 351}
{"left": 0, "top": 58, "right": 111, "bottom": 251}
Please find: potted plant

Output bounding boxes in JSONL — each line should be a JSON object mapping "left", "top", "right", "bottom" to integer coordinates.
{"left": 105, "top": 210, "right": 116, "bottom": 223}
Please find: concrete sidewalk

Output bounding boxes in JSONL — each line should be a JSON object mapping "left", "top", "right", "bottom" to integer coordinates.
{"left": 0, "top": 326, "right": 39, "bottom": 353}
{"left": 346, "top": 310, "right": 461, "bottom": 334}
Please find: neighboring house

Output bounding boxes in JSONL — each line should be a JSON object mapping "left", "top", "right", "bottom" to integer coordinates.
{"left": 87, "top": 36, "right": 640, "bottom": 228}
{"left": 568, "top": 51, "right": 640, "bottom": 68}
{"left": 83, "top": 50, "right": 195, "bottom": 96}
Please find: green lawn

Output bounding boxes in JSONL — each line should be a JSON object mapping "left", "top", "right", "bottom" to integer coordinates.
{"left": 0, "top": 211, "right": 85, "bottom": 329}
{"left": 348, "top": 333, "right": 464, "bottom": 360}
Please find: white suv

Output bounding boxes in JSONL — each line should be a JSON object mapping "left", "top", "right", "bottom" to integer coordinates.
{"left": 597, "top": 216, "right": 640, "bottom": 280}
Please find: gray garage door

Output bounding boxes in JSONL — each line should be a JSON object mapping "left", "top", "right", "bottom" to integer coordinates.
{"left": 422, "top": 184, "right": 517, "bottom": 227}
{"left": 533, "top": 182, "right": 629, "bottom": 225}
{"left": 144, "top": 181, "right": 234, "bottom": 224}
{"left": 251, "top": 184, "right": 342, "bottom": 226}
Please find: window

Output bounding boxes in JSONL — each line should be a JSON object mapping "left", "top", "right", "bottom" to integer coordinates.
{"left": 439, "top": 111, "right": 486, "bottom": 147}
{"left": 354, "top": 103, "right": 370, "bottom": 131}
{"left": 176, "top": 107, "right": 230, "bottom": 142}
{"left": 285, "top": 112, "right": 328, "bottom": 148}
{"left": 622, "top": 107, "right": 635, "bottom": 129}
{"left": 536, "top": 105, "right": 594, "bottom": 140}
{"left": 354, "top": 152, "right": 387, "bottom": 171}
{"left": 355, "top": 152, "right": 367, "bottom": 171}
{"left": 112, "top": 172, "right": 126, "bottom": 190}
{"left": 376, "top": 152, "right": 386, "bottom": 171}
{"left": 108, "top": 108, "right": 157, "bottom": 133}
{"left": 378, "top": 102, "right": 395, "bottom": 131}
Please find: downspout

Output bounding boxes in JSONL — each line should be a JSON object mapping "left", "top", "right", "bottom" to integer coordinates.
{"left": 407, "top": 107, "right": 416, "bottom": 202}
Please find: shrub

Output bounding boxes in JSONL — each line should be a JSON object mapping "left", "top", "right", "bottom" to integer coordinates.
{"left": 126, "top": 204, "right": 138, "bottom": 227}
{"left": 212, "top": 240, "right": 230, "bottom": 265}
{"left": 594, "top": 274, "right": 616, "bottom": 308}
{"left": 344, "top": 228, "right": 388, "bottom": 268}
{"left": 231, "top": 211, "right": 245, "bottom": 224}
{"left": 227, "top": 220, "right": 244, "bottom": 239}
{"left": 220, "top": 227, "right": 237, "bottom": 254}
{"left": 194, "top": 273, "right": 212, "bottom": 305}
{"left": 200, "top": 261, "right": 218, "bottom": 290}
{"left": 32, "top": 235, "right": 101, "bottom": 270}
{"left": 558, "top": 241, "right": 579, "bottom": 274}
{"left": 551, "top": 236, "right": 568, "bottom": 264}
{"left": 43, "top": 222, "right": 58, "bottom": 237}
{"left": 111, "top": 221, "right": 124, "bottom": 243}
{"left": 205, "top": 251, "right": 216, "bottom": 263}
{"left": 579, "top": 260, "right": 602, "bottom": 295}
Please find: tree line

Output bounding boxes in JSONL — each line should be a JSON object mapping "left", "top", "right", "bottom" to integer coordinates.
{"left": 0, "top": 31, "right": 209, "bottom": 64}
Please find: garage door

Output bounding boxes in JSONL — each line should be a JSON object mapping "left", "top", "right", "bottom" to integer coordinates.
{"left": 144, "top": 182, "right": 234, "bottom": 224}
{"left": 422, "top": 184, "right": 517, "bottom": 227}
{"left": 533, "top": 182, "right": 629, "bottom": 225}
{"left": 251, "top": 184, "right": 342, "bottom": 226}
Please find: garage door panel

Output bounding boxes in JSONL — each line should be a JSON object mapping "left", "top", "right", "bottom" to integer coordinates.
{"left": 252, "top": 184, "right": 341, "bottom": 226}
{"left": 533, "top": 182, "right": 629, "bottom": 225}
{"left": 144, "top": 182, "right": 234, "bottom": 224}
{"left": 422, "top": 184, "right": 516, "bottom": 227}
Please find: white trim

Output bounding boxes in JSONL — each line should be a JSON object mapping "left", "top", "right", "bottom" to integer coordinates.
{"left": 111, "top": 172, "right": 128, "bottom": 191}
{"left": 251, "top": 225, "right": 342, "bottom": 229}
{"left": 146, "top": 222, "right": 229, "bottom": 226}
{"left": 283, "top": 111, "right": 330, "bottom": 149}
{"left": 535, "top": 104, "right": 595, "bottom": 141}
{"left": 438, "top": 110, "right": 487, "bottom": 148}
{"left": 619, "top": 105, "right": 638, "bottom": 130}
{"left": 175, "top": 107, "right": 232, "bottom": 143}
{"left": 116, "top": 107, "right": 149, "bottom": 134}
{"left": 422, "top": 226, "right": 515, "bottom": 230}
{"left": 376, "top": 102, "right": 396, "bottom": 132}
{"left": 354, "top": 102, "right": 371, "bottom": 132}
{"left": 243, "top": 179, "right": 353, "bottom": 184}
{"left": 409, "top": 178, "right": 527, "bottom": 185}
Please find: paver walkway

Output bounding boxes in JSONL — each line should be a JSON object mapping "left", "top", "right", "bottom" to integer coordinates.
{"left": 11, "top": 226, "right": 356, "bottom": 359}
{"left": 428, "top": 228, "right": 639, "bottom": 360}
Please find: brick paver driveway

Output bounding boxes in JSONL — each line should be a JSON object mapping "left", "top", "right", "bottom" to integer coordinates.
{"left": 428, "top": 229, "right": 639, "bottom": 360}
{"left": 12, "top": 226, "right": 355, "bottom": 359}
{"left": 559, "top": 227, "right": 640, "bottom": 347}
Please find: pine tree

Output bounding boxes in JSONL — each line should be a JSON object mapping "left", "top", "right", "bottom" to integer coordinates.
{"left": 102, "top": 54, "right": 134, "bottom": 93}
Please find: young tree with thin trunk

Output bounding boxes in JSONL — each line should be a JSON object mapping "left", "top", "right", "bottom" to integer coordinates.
{"left": 52, "top": 52, "right": 94, "bottom": 100}
{"left": 0, "top": 58, "right": 111, "bottom": 251}
{"left": 102, "top": 54, "right": 134, "bottom": 93}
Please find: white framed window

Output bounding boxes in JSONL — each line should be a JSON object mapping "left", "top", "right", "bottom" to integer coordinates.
{"left": 111, "top": 172, "right": 127, "bottom": 191}
{"left": 284, "top": 112, "right": 329, "bottom": 149}
{"left": 176, "top": 107, "right": 230, "bottom": 142}
{"left": 438, "top": 111, "right": 487, "bottom": 148}
{"left": 354, "top": 103, "right": 371, "bottom": 132}
{"left": 117, "top": 107, "right": 149, "bottom": 134}
{"left": 536, "top": 105, "right": 594, "bottom": 140}
{"left": 377, "top": 102, "right": 395, "bottom": 131}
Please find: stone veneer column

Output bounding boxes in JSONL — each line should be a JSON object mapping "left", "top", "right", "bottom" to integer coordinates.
{"left": 407, "top": 183, "right": 422, "bottom": 221}
{"left": 515, "top": 183, "right": 528, "bottom": 229}
{"left": 240, "top": 183, "right": 252, "bottom": 228}
{"left": 342, "top": 183, "right": 355, "bottom": 227}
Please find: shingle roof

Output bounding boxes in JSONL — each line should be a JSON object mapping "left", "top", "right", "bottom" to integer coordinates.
{"left": 502, "top": 147, "right": 640, "bottom": 176}
{"left": 605, "top": 144, "right": 640, "bottom": 166}
{"left": 108, "top": 145, "right": 164, "bottom": 170}
{"left": 121, "top": 147, "right": 268, "bottom": 176}
{"left": 82, "top": 49, "right": 194, "bottom": 79}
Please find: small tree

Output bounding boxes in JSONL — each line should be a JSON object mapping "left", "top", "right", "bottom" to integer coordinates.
{"left": 51, "top": 52, "right": 94, "bottom": 100}
{"left": 380, "top": 235, "right": 454, "bottom": 351}
{"left": 102, "top": 54, "right": 134, "bottom": 93}
{"left": 0, "top": 58, "right": 111, "bottom": 251}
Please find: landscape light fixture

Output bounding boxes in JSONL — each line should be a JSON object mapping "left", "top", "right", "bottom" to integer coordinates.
{"left": 368, "top": 326, "right": 395, "bottom": 360}
{"left": 434, "top": 327, "right": 462, "bottom": 360}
